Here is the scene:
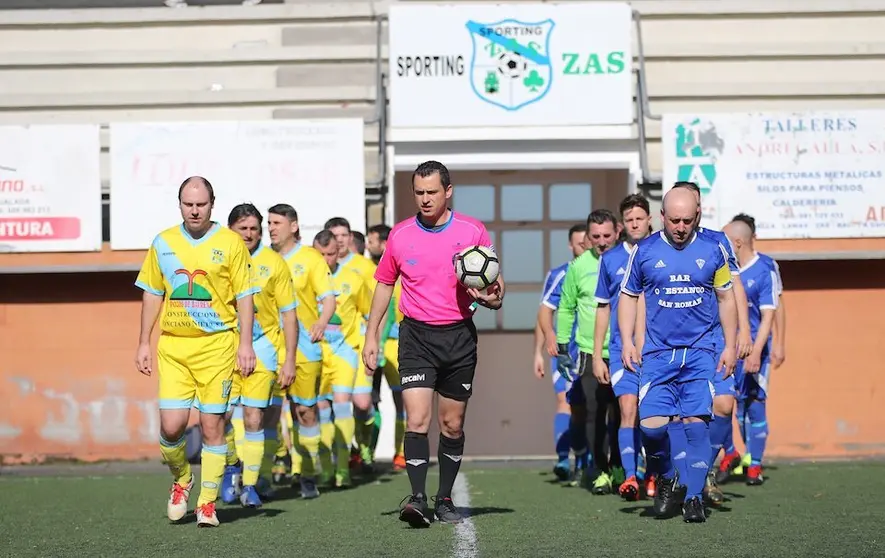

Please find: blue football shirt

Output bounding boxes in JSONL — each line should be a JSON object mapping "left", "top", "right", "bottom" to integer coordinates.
{"left": 594, "top": 242, "right": 633, "bottom": 352}
{"left": 621, "top": 231, "right": 733, "bottom": 355}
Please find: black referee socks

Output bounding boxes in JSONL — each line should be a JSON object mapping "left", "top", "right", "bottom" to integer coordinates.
{"left": 404, "top": 431, "right": 430, "bottom": 496}
{"left": 437, "top": 433, "right": 465, "bottom": 500}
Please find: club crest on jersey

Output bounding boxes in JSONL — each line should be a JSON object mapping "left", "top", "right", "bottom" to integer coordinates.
{"left": 696, "top": 259, "right": 706, "bottom": 269}
{"left": 258, "top": 265, "right": 271, "bottom": 278}
{"left": 212, "top": 249, "right": 224, "bottom": 264}
{"left": 341, "top": 283, "right": 352, "bottom": 295}
{"left": 292, "top": 264, "right": 305, "bottom": 276}
{"left": 467, "top": 18, "right": 554, "bottom": 111}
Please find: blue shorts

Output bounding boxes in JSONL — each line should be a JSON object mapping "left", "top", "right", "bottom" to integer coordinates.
{"left": 734, "top": 358, "right": 771, "bottom": 401}
{"left": 551, "top": 357, "right": 585, "bottom": 405}
{"left": 609, "top": 348, "right": 639, "bottom": 398}
{"left": 638, "top": 348, "right": 715, "bottom": 420}
{"left": 712, "top": 368, "right": 737, "bottom": 398}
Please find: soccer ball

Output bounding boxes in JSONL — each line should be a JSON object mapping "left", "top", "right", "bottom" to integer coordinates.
{"left": 454, "top": 245, "right": 500, "bottom": 290}
{"left": 497, "top": 52, "right": 527, "bottom": 78}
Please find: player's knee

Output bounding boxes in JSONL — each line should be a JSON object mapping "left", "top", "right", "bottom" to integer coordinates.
{"left": 199, "top": 413, "right": 227, "bottom": 445}
{"left": 620, "top": 404, "right": 638, "bottom": 427}
{"left": 639, "top": 416, "right": 669, "bottom": 430}
{"left": 295, "top": 404, "right": 317, "bottom": 426}
{"left": 438, "top": 416, "right": 463, "bottom": 439}
{"left": 159, "top": 410, "right": 189, "bottom": 442}
{"left": 352, "top": 393, "right": 372, "bottom": 414}
{"left": 242, "top": 406, "right": 263, "bottom": 432}
{"left": 713, "top": 395, "right": 734, "bottom": 417}
{"left": 682, "top": 415, "right": 707, "bottom": 424}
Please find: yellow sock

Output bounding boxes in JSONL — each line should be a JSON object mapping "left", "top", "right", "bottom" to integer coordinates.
{"left": 296, "top": 424, "right": 321, "bottom": 477}
{"left": 241, "top": 430, "right": 265, "bottom": 486}
{"left": 290, "top": 422, "right": 303, "bottom": 476}
{"left": 395, "top": 413, "right": 407, "bottom": 456}
{"left": 197, "top": 444, "right": 227, "bottom": 506}
{"left": 318, "top": 406, "right": 335, "bottom": 474}
{"left": 355, "top": 408, "right": 374, "bottom": 451}
{"left": 333, "top": 402, "right": 355, "bottom": 473}
{"left": 160, "top": 434, "right": 192, "bottom": 487}
{"left": 231, "top": 412, "right": 245, "bottom": 460}
{"left": 259, "top": 428, "right": 277, "bottom": 480}
{"left": 275, "top": 420, "right": 288, "bottom": 458}
{"left": 224, "top": 423, "right": 239, "bottom": 466}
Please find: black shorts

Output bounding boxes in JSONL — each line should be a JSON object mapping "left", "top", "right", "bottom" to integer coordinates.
{"left": 397, "top": 316, "right": 478, "bottom": 401}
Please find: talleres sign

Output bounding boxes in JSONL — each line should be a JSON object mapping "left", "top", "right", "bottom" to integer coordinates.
{"left": 389, "top": 3, "right": 633, "bottom": 129}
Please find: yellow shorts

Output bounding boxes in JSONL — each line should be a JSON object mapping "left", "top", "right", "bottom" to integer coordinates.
{"left": 158, "top": 330, "right": 237, "bottom": 415}
{"left": 319, "top": 341, "right": 358, "bottom": 400}
{"left": 285, "top": 360, "right": 323, "bottom": 407}
{"left": 229, "top": 370, "right": 276, "bottom": 409}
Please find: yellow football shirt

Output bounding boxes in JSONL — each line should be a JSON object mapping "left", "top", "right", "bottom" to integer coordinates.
{"left": 136, "top": 223, "right": 256, "bottom": 337}
{"left": 341, "top": 252, "right": 378, "bottom": 291}
{"left": 282, "top": 243, "right": 336, "bottom": 363}
{"left": 326, "top": 266, "right": 372, "bottom": 350}
{"left": 250, "top": 243, "right": 297, "bottom": 371}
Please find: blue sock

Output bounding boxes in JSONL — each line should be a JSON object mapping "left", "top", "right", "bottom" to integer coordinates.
{"left": 571, "top": 418, "right": 588, "bottom": 469}
{"left": 736, "top": 398, "right": 748, "bottom": 447}
{"left": 554, "top": 412, "right": 571, "bottom": 464}
{"left": 667, "top": 420, "right": 687, "bottom": 484}
{"left": 682, "top": 421, "right": 711, "bottom": 502}
{"left": 618, "top": 427, "right": 639, "bottom": 479}
{"left": 747, "top": 399, "right": 768, "bottom": 466}
{"left": 723, "top": 413, "right": 735, "bottom": 454}
{"left": 709, "top": 414, "right": 732, "bottom": 466}
{"left": 639, "top": 423, "right": 670, "bottom": 479}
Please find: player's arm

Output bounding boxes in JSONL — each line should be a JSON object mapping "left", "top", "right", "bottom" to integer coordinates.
{"left": 230, "top": 240, "right": 259, "bottom": 375}
{"left": 713, "top": 255, "right": 738, "bottom": 376}
{"left": 474, "top": 227, "right": 504, "bottom": 309}
{"left": 538, "top": 269, "right": 562, "bottom": 356}
{"left": 365, "top": 240, "right": 399, "bottom": 370}
{"left": 592, "top": 264, "right": 612, "bottom": 380}
{"left": 770, "top": 261, "right": 787, "bottom": 366}
{"left": 721, "top": 239, "right": 752, "bottom": 357}
{"left": 309, "top": 261, "right": 337, "bottom": 341}
{"left": 366, "top": 282, "right": 394, "bottom": 341}
{"left": 274, "top": 265, "right": 299, "bottom": 386}
{"left": 634, "top": 293, "right": 647, "bottom": 354}
{"left": 555, "top": 264, "right": 578, "bottom": 347}
{"left": 134, "top": 242, "right": 165, "bottom": 375}
{"left": 618, "top": 245, "right": 642, "bottom": 370}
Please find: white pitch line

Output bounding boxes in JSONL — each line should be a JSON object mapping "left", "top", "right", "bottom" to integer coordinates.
{"left": 451, "top": 473, "right": 478, "bottom": 558}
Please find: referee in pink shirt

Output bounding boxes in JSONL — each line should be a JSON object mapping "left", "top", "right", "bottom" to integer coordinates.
{"left": 363, "top": 161, "right": 505, "bottom": 528}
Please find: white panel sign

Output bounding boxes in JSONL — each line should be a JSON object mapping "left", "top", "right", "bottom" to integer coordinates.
{"left": 389, "top": 3, "right": 633, "bottom": 129}
{"left": 110, "top": 120, "right": 366, "bottom": 250}
{"left": 0, "top": 125, "right": 102, "bottom": 253}
{"left": 663, "top": 111, "right": 885, "bottom": 239}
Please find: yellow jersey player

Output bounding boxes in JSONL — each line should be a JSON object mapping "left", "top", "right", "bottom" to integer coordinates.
{"left": 269, "top": 204, "right": 336, "bottom": 499}
{"left": 313, "top": 229, "right": 375, "bottom": 488}
{"left": 217, "top": 204, "right": 298, "bottom": 508}
{"left": 134, "top": 176, "right": 257, "bottom": 528}
{"left": 326, "top": 217, "right": 383, "bottom": 472}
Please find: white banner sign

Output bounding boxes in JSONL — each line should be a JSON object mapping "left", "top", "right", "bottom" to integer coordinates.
{"left": 110, "top": 120, "right": 366, "bottom": 250}
{"left": 663, "top": 111, "right": 885, "bottom": 239}
{"left": 0, "top": 125, "right": 101, "bottom": 253}
{"left": 389, "top": 3, "right": 633, "bottom": 129}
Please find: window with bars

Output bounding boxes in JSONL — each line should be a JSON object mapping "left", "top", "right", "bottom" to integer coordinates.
{"left": 452, "top": 181, "right": 593, "bottom": 331}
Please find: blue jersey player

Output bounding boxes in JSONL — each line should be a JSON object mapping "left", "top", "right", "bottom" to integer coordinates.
{"left": 669, "top": 182, "right": 753, "bottom": 503}
{"left": 592, "top": 194, "right": 653, "bottom": 501}
{"left": 724, "top": 218, "right": 778, "bottom": 486}
{"left": 534, "top": 224, "right": 586, "bottom": 483}
{"left": 618, "top": 187, "right": 738, "bottom": 523}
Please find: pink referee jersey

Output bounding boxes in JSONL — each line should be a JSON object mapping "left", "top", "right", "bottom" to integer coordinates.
{"left": 375, "top": 211, "right": 494, "bottom": 326}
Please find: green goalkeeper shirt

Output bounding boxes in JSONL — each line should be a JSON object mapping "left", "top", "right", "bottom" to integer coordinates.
{"left": 556, "top": 250, "right": 609, "bottom": 357}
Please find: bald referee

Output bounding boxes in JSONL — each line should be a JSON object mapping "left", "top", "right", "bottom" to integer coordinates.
{"left": 363, "top": 161, "right": 505, "bottom": 528}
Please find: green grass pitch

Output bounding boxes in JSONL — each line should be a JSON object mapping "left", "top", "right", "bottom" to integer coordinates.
{"left": 1, "top": 461, "right": 883, "bottom": 557}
